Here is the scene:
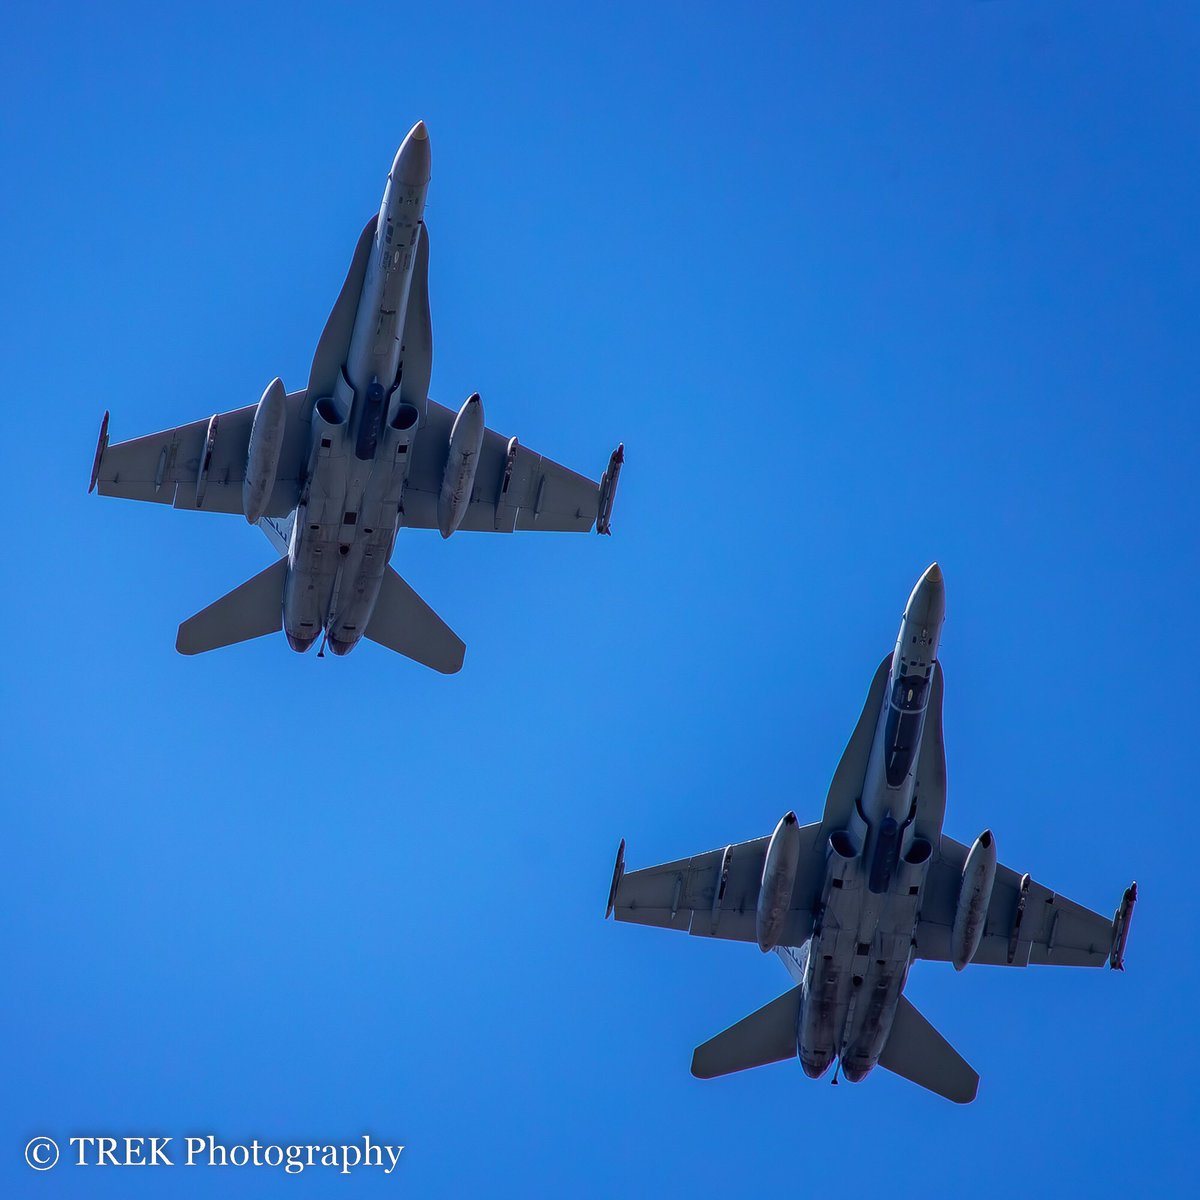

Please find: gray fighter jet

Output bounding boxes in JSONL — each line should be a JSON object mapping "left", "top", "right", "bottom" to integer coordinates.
{"left": 89, "top": 121, "right": 623, "bottom": 670}
{"left": 606, "top": 565, "right": 1135, "bottom": 1102}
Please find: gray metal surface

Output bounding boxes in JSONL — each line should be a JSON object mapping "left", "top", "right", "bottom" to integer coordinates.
{"left": 92, "top": 122, "right": 620, "bottom": 666}
{"left": 609, "top": 564, "right": 1134, "bottom": 1103}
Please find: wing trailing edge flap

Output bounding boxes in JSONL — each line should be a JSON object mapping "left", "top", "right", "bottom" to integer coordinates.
{"left": 878, "top": 995, "right": 979, "bottom": 1104}
{"left": 176, "top": 558, "right": 288, "bottom": 655}
{"left": 691, "top": 986, "right": 802, "bottom": 1079}
{"left": 364, "top": 566, "right": 465, "bottom": 674}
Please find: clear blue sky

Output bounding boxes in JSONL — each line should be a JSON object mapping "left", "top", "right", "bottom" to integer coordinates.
{"left": 3, "top": 2, "right": 1196, "bottom": 1195}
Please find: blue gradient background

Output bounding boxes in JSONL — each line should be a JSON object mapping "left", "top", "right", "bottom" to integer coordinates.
{"left": 2, "top": 2, "right": 1195, "bottom": 1196}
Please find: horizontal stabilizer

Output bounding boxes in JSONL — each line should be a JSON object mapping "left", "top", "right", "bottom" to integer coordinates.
{"left": 878, "top": 995, "right": 979, "bottom": 1104}
{"left": 364, "top": 567, "right": 465, "bottom": 674}
{"left": 691, "top": 987, "right": 801, "bottom": 1079}
{"left": 176, "top": 558, "right": 287, "bottom": 655}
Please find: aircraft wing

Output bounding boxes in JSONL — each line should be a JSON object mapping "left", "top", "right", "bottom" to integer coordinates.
{"left": 607, "top": 824, "right": 825, "bottom": 946}
{"left": 401, "top": 399, "right": 612, "bottom": 534}
{"left": 91, "top": 390, "right": 313, "bottom": 518}
{"left": 916, "top": 834, "right": 1134, "bottom": 969}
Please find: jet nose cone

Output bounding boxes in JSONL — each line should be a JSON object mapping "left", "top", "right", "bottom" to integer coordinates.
{"left": 391, "top": 121, "right": 431, "bottom": 187}
{"left": 913, "top": 562, "right": 945, "bottom": 599}
{"left": 905, "top": 561, "right": 946, "bottom": 626}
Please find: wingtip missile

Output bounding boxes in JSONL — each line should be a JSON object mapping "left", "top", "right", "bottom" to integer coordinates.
{"left": 597, "top": 442, "right": 624, "bottom": 535}
{"left": 605, "top": 838, "right": 626, "bottom": 919}
{"left": 1110, "top": 881, "right": 1137, "bottom": 970}
{"left": 89, "top": 410, "right": 110, "bottom": 494}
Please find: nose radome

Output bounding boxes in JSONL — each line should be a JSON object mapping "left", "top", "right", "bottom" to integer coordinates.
{"left": 914, "top": 562, "right": 945, "bottom": 602}
{"left": 904, "top": 561, "right": 946, "bottom": 624}
{"left": 391, "top": 121, "right": 431, "bottom": 186}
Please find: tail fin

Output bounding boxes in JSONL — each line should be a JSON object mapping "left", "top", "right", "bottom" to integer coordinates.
{"left": 691, "top": 986, "right": 801, "bottom": 1079}
{"left": 364, "top": 566, "right": 465, "bottom": 674}
{"left": 878, "top": 995, "right": 979, "bottom": 1103}
{"left": 176, "top": 558, "right": 288, "bottom": 655}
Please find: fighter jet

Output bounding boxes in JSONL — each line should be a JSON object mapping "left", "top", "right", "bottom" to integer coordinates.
{"left": 606, "top": 564, "right": 1135, "bottom": 1103}
{"left": 89, "top": 121, "right": 623, "bottom": 671}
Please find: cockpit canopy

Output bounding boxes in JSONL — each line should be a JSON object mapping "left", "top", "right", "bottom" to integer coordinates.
{"left": 891, "top": 673, "right": 930, "bottom": 713}
{"left": 884, "top": 670, "right": 931, "bottom": 786}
